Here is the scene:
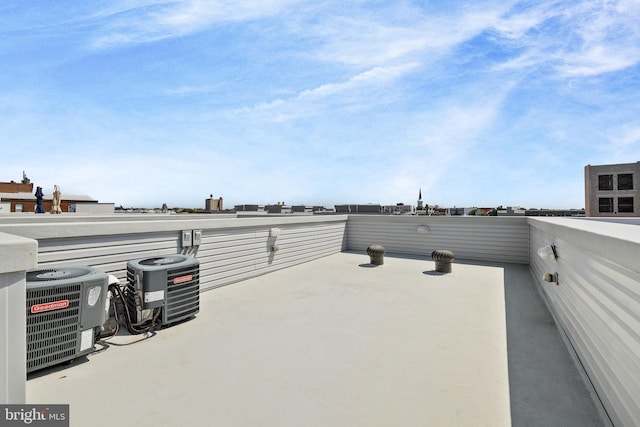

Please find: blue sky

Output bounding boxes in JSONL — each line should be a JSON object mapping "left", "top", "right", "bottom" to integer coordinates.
{"left": 1, "top": 0, "right": 639, "bottom": 209}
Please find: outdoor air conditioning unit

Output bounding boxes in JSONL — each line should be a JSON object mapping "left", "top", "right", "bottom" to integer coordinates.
{"left": 26, "top": 266, "right": 108, "bottom": 373}
{"left": 124, "top": 254, "right": 199, "bottom": 328}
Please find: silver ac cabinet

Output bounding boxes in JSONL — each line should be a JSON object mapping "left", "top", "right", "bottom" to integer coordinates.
{"left": 26, "top": 266, "right": 108, "bottom": 373}
{"left": 125, "top": 254, "right": 199, "bottom": 327}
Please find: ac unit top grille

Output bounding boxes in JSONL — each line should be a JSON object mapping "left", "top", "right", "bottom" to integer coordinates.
{"left": 128, "top": 254, "right": 193, "bottom": 271}
{"left": 139, "top": 256, "right": 185, "bottom": 266}
{"left": 27, "top": 267, "right": 95, "bottom": 282}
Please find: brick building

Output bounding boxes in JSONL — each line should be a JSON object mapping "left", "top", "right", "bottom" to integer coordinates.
{"left": 0, "top": 173, "right": 98, "bottom": 213}
{"left": 585, "top": 162, "right": 640, "bottom": 217}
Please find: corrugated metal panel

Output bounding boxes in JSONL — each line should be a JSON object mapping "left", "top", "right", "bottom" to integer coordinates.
{"left": 35, "top": 232, "right": 180, "bottom": 283}
{"left": 198, "top": 222, "right": 347, "bottom": 290}
{"left": 529, "top": 220, "right": 640, "bottom": 427}
{"left": 347, "top": 215, "right": 529, "bottom": 264}
{"left": 5, "top": 217, "right": 347, "bottom": 292}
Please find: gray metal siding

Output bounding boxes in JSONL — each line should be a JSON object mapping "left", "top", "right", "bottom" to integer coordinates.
{"left": 529, "top": 220, "right": 640, "bottom": 427}
{"left": 197, "top": 222, "right": 347, "bottom": 290}
{"left": 37, "top": 232, "right": 180, "bottom": 279}
{"left": 347, "top": 215, "right": 529, "bottom": 264}
{"left": 0, "top": 216, "right": 347, "bottom": 292}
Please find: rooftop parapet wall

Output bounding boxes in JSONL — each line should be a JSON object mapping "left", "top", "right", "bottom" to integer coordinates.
{"left": 529, "top": 217, "right": 640, "bottom": 427}
{"left": 0, "top": 215, "right": 348, "bottom": 291}
{"left": 346, "top": 215, "right": 530, "bottom": 264}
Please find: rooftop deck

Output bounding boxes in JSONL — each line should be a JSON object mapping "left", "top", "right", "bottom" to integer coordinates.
{"left": 26, "top": 252, "right": 603, "bottom": 427}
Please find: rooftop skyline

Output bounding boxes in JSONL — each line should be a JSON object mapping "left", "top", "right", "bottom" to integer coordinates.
{"left": 1, "top": 1, "right": 639, "bottom": 208}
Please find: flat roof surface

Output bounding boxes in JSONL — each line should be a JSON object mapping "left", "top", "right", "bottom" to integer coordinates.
{"left": 26, "top": 252, "right": 603, "bottom": 426}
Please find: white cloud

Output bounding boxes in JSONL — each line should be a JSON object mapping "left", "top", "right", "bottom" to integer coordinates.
{"left": 492, "top": 5, "right": 553, "bottom": 39}
{"left": 490, "top": 0, "right": 640, "bottom": 77}
{"left": 368, "top": 86, "right": 512, "bottom": 204}
{"left": 165, "top": 84, "right": 221, "bottom": 96}
{"left": 557, "top": 46, "right": 640, "bottom": 77}
{"left": 235, "top": 62, "right": 420, "bottom": 122}
{"left": 615, "top": 126, "right": 640, "bottom": 147}
{"left": 90, "top": 0, "right": 302, "bottom": 48}
{"left": 309, "top": 4, "right": 511, "bottom": 68}
{"left": 605, "top": 124, "right": 640, "bottom": 160}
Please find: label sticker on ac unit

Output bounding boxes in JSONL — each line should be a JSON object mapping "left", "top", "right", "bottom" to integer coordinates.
{"left": 173, "top": 275, "right": 193, "bottom": 284}
{"left": 80, "top": 329, "right": 94, "bottom": 351}
{"left": 144, "top": 290, "right": 165, "bottom": 303}
{"left": 30, "top": 299, "right": 69, "bottom": 314}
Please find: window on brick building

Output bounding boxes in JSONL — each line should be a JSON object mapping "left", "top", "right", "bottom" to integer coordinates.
{"left": 618, "top": 197, "right": 634, "bottom": 213}
{"left": 598, "top": 174, "right": 613, "bottom": 190}
{"left": 618, "top": 174, "right": 633, "bottom": 190}
{"left": 598, "top": 198, "right": 614, "bottom": 213}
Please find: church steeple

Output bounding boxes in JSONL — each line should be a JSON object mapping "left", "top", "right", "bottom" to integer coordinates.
{"left": 417, "top": 188, "right": 423, "bottom": 209}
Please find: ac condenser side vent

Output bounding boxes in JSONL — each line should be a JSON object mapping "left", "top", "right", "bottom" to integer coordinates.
{"left": 165, "top": 264, "right": 200, "bottom": 325}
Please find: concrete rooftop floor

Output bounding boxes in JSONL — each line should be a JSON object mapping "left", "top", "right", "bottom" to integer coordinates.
{"left": 27, "top": 252, "right": 604, "bottom": 426}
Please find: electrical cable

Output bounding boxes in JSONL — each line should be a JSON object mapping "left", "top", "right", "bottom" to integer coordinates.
{"left": 107, "top": 283, "right": 162, "bottom": 336}
{"left": 97, "top": 286, "right": 121, "bottom": 340}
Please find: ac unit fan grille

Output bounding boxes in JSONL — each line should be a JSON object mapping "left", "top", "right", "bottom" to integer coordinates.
{"left": 139, "top": 256, "right": 183, "bottom": 266}
{"left": 26, "top": 284, "right": 82, "bottom": 372}
{"left": 27, "top": 267, "right": 92, "bottom": 282}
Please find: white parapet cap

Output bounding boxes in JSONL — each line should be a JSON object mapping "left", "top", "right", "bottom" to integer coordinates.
{"left": 0, "top": 232, "right": 38, "bottom": 274}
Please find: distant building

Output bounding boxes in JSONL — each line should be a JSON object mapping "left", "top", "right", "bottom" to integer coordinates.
{"left": 234, "top": 204, "right": 259, "bottom": 212}
{"left": 497, "top": 207, "right": 526, "bottom": 216}
{"left": 449, "top": 207, "right": 466, "bottom": 216}
{"left": 585, "top": 162, "right": 639, "bottom": 217}
{"left": 524, "top": 209, "right": 584, "bottom": 217}
{"left": 382, "top": 204, "right": 413, "bottom": 215}
{"left": 70, "top": 203, "right": 115, "bottom": 214}
{"left": 289, "top": 205, "right": 329, "bottom": 214}
{"left": 0, "top": 173, "right": 98, "bottom": 213}
{"left": 265, "top": 205, "right": 283, "bottom": 214}
{"left": 0, "top": 173, "right": 32, "bottom": 193}
{"left": 497, "top": 207, "right": 584, "bottom": 217}
{"left": 357, "top": 204, "right": 381, "bottom": 213}
{"left": 205, "top": 195, "right": 224, "bottom": 212}
{"left": 334, "top": 204, "right": 382, "bottom": 214}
